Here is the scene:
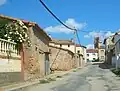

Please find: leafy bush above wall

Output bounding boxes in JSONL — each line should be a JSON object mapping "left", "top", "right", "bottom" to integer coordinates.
{"left": 0, "top": 19, "right": 31, "bottom": 49}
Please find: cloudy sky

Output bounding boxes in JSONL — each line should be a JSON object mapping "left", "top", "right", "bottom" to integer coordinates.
{"left": 0, "top": 0, "right": 120, "bottom": 48}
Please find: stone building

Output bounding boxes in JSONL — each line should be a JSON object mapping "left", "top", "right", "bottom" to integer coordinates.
{"left": 0, "top": 15, "right": 51, "bottom": 83}
{"left": 103, "top": 35, "right": 115, "bottom": 65}
{"left": 49, "top": 45, "right": 75, "bottom": 71}
{"left": 22, "top": 23, "right": 51, "bottom": 80}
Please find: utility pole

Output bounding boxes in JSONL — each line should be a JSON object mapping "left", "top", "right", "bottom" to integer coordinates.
{"left": 74, "top": 29, "right": 77, "bottom": 67}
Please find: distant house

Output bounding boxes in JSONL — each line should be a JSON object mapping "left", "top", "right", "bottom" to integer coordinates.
{"left": 76, "top": 44, "right": 87, "bottom": 67}
{"left": 103, "top": 35, "right": 115, "bottom": 65}
{"left": 112, "top": 32, "right": 120, "bottom": 68}
{"left": 86, "top": 49, "right": 98, "bottom": 62}
{"left": 49, "top": 39, "right": 87, "bottom": 69}
{"left": 0, "top": 15, "right": 51, "bottom": 84}
{"left": 98, "top": 46, "right": 105, "bottom": 62}
{"left": 49, "top": 39, "right": 75, "bottom": 53}
{"left": 94, "top": 37, "right": 106, "bottom": 62}
{"left": 49, "top": 39, "right": 79, "bottom": 69}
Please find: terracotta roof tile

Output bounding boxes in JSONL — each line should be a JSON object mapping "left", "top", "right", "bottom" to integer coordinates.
{"left": 0, "top": 14, "right": 51, "bottom": 41}
{"left": 87, "top": 49, "right": 98, "bottom": 53}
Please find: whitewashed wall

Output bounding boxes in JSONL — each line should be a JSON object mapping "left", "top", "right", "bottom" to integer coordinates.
{"left": 49, "top": 43, "right": 75, "bottom": 53}
{"left": 0, "top": 38, "right": 21, "bottom": 72}
{"left": 86, "top": 53, "right": 98, "bottom": 61}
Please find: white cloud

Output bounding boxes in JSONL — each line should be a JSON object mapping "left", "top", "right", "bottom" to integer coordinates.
{"left": 84, "top": 31, "right": 114, "bottom": 41}
{"left": 84, "top": 35, "right": 90, "bottom": 38}
{"left": 45, "top": 18, "right": 86, "bottom": 34}
{"left": 0, "top": 0, "right": 7, "bottom": 6}
{"left": 86, "top": 44, "right": 94, "bottom": 49}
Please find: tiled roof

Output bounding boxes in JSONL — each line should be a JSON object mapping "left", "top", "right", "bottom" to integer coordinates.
{"left": 76, "top": 44, "right": 80, "bottom": 47}
{"left": 87, "top": 49, "right": 98, "bottom": 53}
{"left": 76, "top": 44, "right": 86, "bottom": 48}
{"left": 51, "top": 38, "right": 74, "bottom": 45}
{"left": 0, "top": 14, "right": 51, "bottom": 41}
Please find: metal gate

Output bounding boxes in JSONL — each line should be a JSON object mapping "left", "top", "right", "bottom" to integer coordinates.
{"left": 45, "top": 53, "right": 50, "bottom": 75}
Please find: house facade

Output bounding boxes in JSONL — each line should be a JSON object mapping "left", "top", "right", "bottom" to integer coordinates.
{"left": 86, "top": 49, "right": 98, "bottom": 62}
{"left": 103, "top": 35, "right": 115, "bottom": 65}
{"left": 49, "top": 39, "right": 75, "bottom": 53}
{"left": 94, "top": 37, "right": 105, "bottom": 62}
{"left": 112, "top": 32, "right": 120, "bottom": 68}
{"left": 76, "top": 44, "right": 87, "bottom": 67}
{"left": 98, "top": 46, "right": 105, "bottom": 62}
{"left": 0, "top": 15, "right": 51, "bottom": 84}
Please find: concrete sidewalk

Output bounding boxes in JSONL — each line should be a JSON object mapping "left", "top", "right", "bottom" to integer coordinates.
{"left": 0, "top": 68, "right": 80, "bottom": 91}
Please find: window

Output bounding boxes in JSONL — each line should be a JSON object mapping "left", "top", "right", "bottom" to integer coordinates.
{"left": 93, "top": 58, "right": 96, "bottom": 60}
{"left": 35, "top": 47, "right": 37, "bottom": 51}
{"left": 68, "top": 44, "right": 70, "bottom": 47}
{"left": 87, "top": 59, "right": 89, "bottom": 62}
{"left": 101, "top": 56, "right": 104, "bottom": 59}
{"left": 87, "top": 54, "right": 89, "bottom": 56}
{"left": 92, "top": 53, "right": 96, "bottom": 56}
{"left": 101, "top": 50, "right": 104, "bottom": 53}
{"left": 77, "top": 50, "right": 80, "bottom": 53}
{"left": 60, "top": 44, "right": 62, "bottom": 47}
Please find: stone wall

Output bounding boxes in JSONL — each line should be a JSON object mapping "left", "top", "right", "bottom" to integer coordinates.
{"left": 22, "top": 26, "right": 50, "bottom": 80}
{"left": 49, "top": 46, "right": 75, "bottom": 71}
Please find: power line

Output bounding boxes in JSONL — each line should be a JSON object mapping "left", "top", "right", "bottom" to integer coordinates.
{"left": 76, "top": 31, "right": 81, "bottom": 45}
{"left": 39, "top": 0, "right": 87, "bottom": 51}
{"left": 39, "top": 0, "right": 76, "bottom": 31}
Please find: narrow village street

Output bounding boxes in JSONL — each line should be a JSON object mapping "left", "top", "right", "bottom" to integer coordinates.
{"left": 13, "top": 63, "right": 120, "bottom": 91}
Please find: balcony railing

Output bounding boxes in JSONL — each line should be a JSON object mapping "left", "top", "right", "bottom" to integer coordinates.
{"left": 0, "top": 38, "right": 20, "bottom": 57}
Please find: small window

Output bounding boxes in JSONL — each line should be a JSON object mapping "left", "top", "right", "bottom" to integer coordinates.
{"left": 77, "top": 50, "right": 80, "bottom": 53}
{"left": 60, "top": 44, "right": 62, "bottom": 47}
{"left": 35, "top": 47, "right": 37, "bottom": 51}
{"left": 101, "top": 50, "right": 104, "bottom": 52}
{"left": 49, "top": 49, "right": 51, "bottom": 53}
{"left": 101, "top": 56, "right": 104, "bottom": 59}
{"left": 93, "top": 58, "right": 96, "bottom": 60}
{"left": 92, "top": 53, "right": 96, "bottom": 55}
{"left": 87, "top": 59, "right": 89, "bottom": 61}
{"left": 68, "top": 44, "right": 70, "bottom": 47}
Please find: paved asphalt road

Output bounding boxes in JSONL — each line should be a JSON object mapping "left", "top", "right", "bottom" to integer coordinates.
{"left": 13, "top": 63, "right": 120, "bottom": 91}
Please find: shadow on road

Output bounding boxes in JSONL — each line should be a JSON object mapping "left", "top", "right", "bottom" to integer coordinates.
{"left": 92, "top": 62, "right": 113, "bottom": 69}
